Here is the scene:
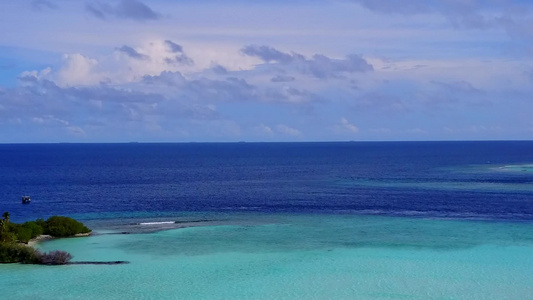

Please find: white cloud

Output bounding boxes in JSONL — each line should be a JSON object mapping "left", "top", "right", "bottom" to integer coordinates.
{"left": 31, "top": 115, "right": 70, "bottom": 126}
{"left": 20, "top": 67, "right": 51, "bottom": 81}
{"left": 67, "top": 126, "right": 86, "bottom": 136}
{"left": 341, "top": 118, "right": 359, "bottom": 133}
{"left": 45, "top": 40, "right": 259, "bottom": 87}
{"left": 32, "top": 117, "right": 45, "bottom": 124}
{"left": 255, "top": 123, "right": 274, "bottom": 135}
{"left": 276, "top": 124, "right": 301, "bottom": 137}
{"left": 57, "top": 53, "right": 102, "bottom": 86}
{"left": 242, "top": 45, "right": 373, "bottom": 79}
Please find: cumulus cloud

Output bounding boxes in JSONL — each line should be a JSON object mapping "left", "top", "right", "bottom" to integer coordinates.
{"left": 242, "top": 45, "right": 297, "bottom": 64}
{"left": 139, "top": 70, "right": 317, "bottom": 105}
{"left": 11, "top": 35, "right": 529, "bottom": 142}
{"left": 210, "top": 65, "right": 228, "bottom": 75}
{"left": 307, "top": 54, "right": 373, "bottom": 78}
{"left": 20, "top": 41, "right": 368, "bottom": 105}
{"left": 19, "top": 67, "right": 51, "bottom": 81}
{"left": 116, "top": 45, "right": 150, "bottom": 60}
{"left": 21, "top": 41, "right": 321, "bottom": 109}
{"left": 276, "top": 124, "right": 301, "bottom": 137}
{"left": 36, "top": 40, "right": 200, "bottom": 86}
{"left": 0, "top": 76, "right": 223, "bottom": 140}
{"left": 142, "top": 71, "right": 187, "bottom": 86}
{"left": 164, "top": 55, "right": 193, "bottom": 66}
{"left": 86, "top": 0, "right": 161, "bottom": 21}
{"left": 9, "top": 62, "right": 318, "bottom": 141}
{"left": 341, "top": 118, "right": 359, "bottom": 133}
{"left": 162, "top": 40, "right": 193, "bottom": 65}
{"left": 255, "top": 123, "right": 274, "bottom": 135}
{"left": 197, "top": 77, "right": 255, "bottom": 102}
{"left": 13, "top": 39, "right": 523, "bottom": 142}
{"left": 241, "top": 45, "right": 373, "bottom": 79}
{"left": 164, "top": 40, "right": 183, "bottom": 53}
{"left": 57, "top": 53, "right": 102, "bottom": 86}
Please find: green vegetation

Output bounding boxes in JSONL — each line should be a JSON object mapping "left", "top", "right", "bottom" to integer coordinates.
{"left": 5, "top": 221, "right": 45, "bottom": 243}
{"left": 44, "top": 216, "right": 91, "bottom": 238}
{"left": 0, "top": 243, "right": 41, "bottom": 264}
{"left": 0, "top": 212, "right": 91, "bottom": 264}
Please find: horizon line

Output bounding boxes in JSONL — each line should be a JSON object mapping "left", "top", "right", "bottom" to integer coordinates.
{"left": 1, "top": 139, "right": 532, "bottom": 145}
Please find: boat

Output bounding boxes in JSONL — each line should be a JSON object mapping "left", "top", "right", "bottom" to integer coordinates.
{"left": 22, "top": 196, "right": 31, "bottom": 204}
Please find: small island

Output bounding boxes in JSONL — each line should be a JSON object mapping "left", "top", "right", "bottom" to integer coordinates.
{"left": 0, "top": 212, "right": 91, "bottom": 265}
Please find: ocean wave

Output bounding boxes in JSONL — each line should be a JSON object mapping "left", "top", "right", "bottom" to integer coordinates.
{"left": 138, "top": 221, "right": 176, "bottom": 225}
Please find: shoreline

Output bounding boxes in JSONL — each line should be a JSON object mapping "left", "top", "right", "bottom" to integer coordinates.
{"left": 27, "top": 232, "right": 92, "bottom": 247}
{"left": 24, "top": 232, "right": 131, "bottom": 265}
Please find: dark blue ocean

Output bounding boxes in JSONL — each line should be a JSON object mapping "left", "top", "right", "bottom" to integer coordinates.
{"left": 1, "top": 141, "right": 532, "bottom": 223}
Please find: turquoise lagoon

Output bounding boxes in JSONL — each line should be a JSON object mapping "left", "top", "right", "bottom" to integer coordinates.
{"left": 1, "top": 213, "right": 532, "bottom": 299}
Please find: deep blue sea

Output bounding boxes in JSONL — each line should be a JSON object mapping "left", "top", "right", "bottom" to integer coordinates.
{"left": 1, "top": 141, "right": 533, "bottom": 299}
{"left": 1, "top": 141, "right": 532, "bottom": 222}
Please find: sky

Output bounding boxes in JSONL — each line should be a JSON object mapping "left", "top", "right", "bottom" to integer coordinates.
{"left": 0, "top": 0, "right": 532, "bottom": 143}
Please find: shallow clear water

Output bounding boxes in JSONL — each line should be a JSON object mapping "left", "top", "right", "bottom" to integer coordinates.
{"left": 1, "top": 213, "right": 532, "bottom": 299}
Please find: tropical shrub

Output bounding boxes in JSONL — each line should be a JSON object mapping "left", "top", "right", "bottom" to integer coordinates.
{"left": 22, "top": 221, "right": 44, "bottom": 239}
{"left": 0, "top": 230, "right": 16, "bottom": 244}
{"left": 0, "top": 243, "right": 41, "bottom": 264}
{"left": 39, "top": 250, "right": 73, "bottom": 265}
{"left": 14, "top": 227, "right": 33, "bottom": 243}
{"left": 5, "top": 221, "right": 45, "bottom": 243}
{"left": 44, "top": 216, "right": 91, "bottom": 237}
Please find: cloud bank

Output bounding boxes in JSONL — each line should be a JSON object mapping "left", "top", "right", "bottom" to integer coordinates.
{"left": 0, "top": 1, "right": 532, "bottom": 142}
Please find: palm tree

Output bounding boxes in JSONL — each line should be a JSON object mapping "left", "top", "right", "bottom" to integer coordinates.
{"left": 2, "top": 211, "right": 9, "bottom": 224}
{"left": 0, "top": 212, "right": 9, "bottom": 239}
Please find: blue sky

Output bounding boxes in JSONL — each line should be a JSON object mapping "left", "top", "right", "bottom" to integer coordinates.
{"left": 0, "top": 0, "right": 532, "bottom": 142}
